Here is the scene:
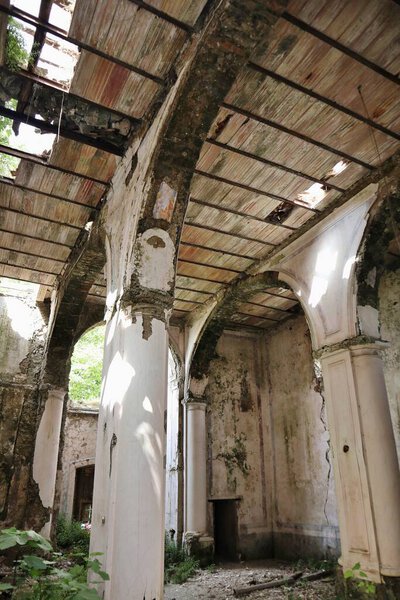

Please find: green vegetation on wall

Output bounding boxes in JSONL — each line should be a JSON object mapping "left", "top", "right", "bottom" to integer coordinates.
{"left": 69, "top": 326, "right": 105, "bottom": 408}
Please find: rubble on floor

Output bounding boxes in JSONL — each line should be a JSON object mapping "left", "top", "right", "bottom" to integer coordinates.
{"left": 164, "top": 559, "right": 337, "bottom": 600}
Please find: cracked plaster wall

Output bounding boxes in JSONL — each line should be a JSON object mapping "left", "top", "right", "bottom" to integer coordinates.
{"left": 206, "top": 317, "right": 339, "bottom": 561}
{"left": 379, "top": 268, "right": 400, "bottom": 463}
{"left": 262, "top": 315, "right": 339, "bottom": 560}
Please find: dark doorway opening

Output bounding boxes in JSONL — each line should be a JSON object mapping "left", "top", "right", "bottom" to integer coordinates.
{"left": 73, "top": 465, "right": 95, "bottom": 522}
{"left": 212, "top": 499, "right": 239, "bottom": 561}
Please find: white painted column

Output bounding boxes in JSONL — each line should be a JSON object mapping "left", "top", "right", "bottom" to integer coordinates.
{"left": 90, "top": 306, "right": 168, "bottom": 600}
{"left": 185, "top": 398, "right": 207, "bottom": 535}
{"left": 33, "top": 387, "right": 65, "bottom": 539}
{"left": 320, "top": 342, "right": 400, "bottom": 581}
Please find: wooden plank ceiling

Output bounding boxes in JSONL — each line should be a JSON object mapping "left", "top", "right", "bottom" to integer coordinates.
{"left": 0, "top": 0, "right": 399, "bottom": 332}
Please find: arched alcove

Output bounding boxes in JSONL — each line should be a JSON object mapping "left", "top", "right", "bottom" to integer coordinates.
{"left": 187, "top": 274, "right": 340, "bottom": 561}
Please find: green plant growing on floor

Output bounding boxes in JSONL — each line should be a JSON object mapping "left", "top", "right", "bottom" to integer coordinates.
{"left": 0, "top": 527, "right": 108, "bottom": 599}
{"left": 164, "top": 536, "right": 199, "bottom": 584}
{"left": 55, "top": 516, "right": 90, "bottom": 554}
{"left": 343, "top": 563, "right": 376, "bottom": 597}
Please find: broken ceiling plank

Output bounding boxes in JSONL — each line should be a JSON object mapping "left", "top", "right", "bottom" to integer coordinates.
{"left": 206, "top": 139, "right": 345, "bottom": 192}
{"left": 221, "top": 102, "right": 373, "bottom": 170}
{"left": 194, "top": 169, "right": 319, "bottom": 212}
{"left": 0, "top": 104, "right": 124, "bottom": 155}
{"left": 190, "top": 197, "right": 297, "bottom": 231}
{"left": 282, "top": 12, "right": 400, "bottom": 86}
{"left": 0, "top": 4, "right": 164, "bottom": 85}
{"left": 248, "top": 62, "right": 400, "bottom": 142}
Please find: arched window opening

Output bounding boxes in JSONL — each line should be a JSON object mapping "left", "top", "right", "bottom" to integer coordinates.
{"left": 69, "top": 324, "right": 106, "bottom": 409}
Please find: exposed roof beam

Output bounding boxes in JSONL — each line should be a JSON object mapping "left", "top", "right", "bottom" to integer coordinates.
{"left": 185, "top": 222, "right": 277, "bottom": 245}
{"left": 180, "top": 240, "right": 255, "bottom": 260}
{"left": 221, "top": 102, "right": 373, "bottom": 170}
{"left": 0, "top": 259, "right": 60, "bottom": 276}
{"left": 190, "top": 197, "right": 297, "bottom": 231}
{"left": 174, "top": 297, "right": 204, "bottom": 305}
{"left": 0, "top": 271, "right": 55, "bottom": 286}
{"left": 0, "top": 177, "right": 101, "bottom": 211}
{"left": 242, "top": 300, "right": 295, "bottom": 314}
{"left": 0, "top": 146, "right": 107, "bottom": 185}
{"left": 236, "top": 310, "right": 279, "bottom": 322}
{"left": 206, "top": 138, "right": 345, "bottom": 192}
{"left": 282, "top": 12, "right": 400, "bottom": 86}
{"left": 0, "top": 206, "right": 83, "bottom": 230}
{"left": 0, "top": 4, "right": 164, "bottom": 85}
{"left": 194, "top": 169, "right": 319, "bottom": 212}
{"left": 0, "top": 104, "right": 124, "bottom": 155}
{"left": 248, "top": 63, "right": 400, "bottom": 141}
{"left": 0, "top": 245, "right": 65, "bottom": 263}
{"left": 127, "top": 0, "right": 192, "bottom": 33}
{"left": 175, "top": 285, "right": 213, "bottom": 296}
{"left": 176, "top": 272, "right": 228, "bottom": 285}
{"left": 0, "top": 227, "right": 73, "bottom": 248}
{"left": 178, "top": 257, "right": 241, "bottom": 274}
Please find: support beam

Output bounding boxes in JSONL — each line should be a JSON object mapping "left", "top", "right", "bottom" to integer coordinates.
{"left": 248, "top": 62, "right": 400, "bottom": 142}
{"left": 221, "top": 102, "right": 373, "bottom": 171}
{"left": 236, "top": 310, "right": 279, "bottom": 322}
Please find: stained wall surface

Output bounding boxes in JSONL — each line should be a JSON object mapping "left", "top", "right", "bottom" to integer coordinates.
{"left": 0, "top": 283, "right": 48, "bottom": 527}
{"left": 379, "top": 268, "right": 400, "bottom": 462}
{"left": 206, "top": 316, "right": 340, "bottom": 560}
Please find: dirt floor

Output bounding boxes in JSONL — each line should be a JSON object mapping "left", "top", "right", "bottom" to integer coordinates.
{"left": 164, "top": 560, "right": 337, "bottom": 599}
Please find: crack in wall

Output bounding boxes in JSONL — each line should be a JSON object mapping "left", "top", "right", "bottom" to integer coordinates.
{"left": 314, "top": 361, "right": 332, "bottom": 526}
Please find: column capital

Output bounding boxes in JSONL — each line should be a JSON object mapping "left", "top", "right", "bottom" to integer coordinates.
{"left": 183, "top": 393, "right": 207, "bottom": 410}
{"left": 315, "top": 336, "right": 389, "bottom": 360}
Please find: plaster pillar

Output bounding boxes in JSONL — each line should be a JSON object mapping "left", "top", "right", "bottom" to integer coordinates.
{"left": 185, "top": 398, "right": 208, "bottom": 535}
{"left": 320, "top": 342, "right": 400, "bottom": 582}
{"left": 183, "top": 396, "right": 214, "bottom": 563}
{"left": 33, "top": 387, "right": 65, "bottom": 538}
{"left": 90, "top": 306, "right": 168, "bottom": 600}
